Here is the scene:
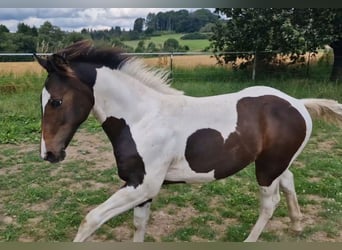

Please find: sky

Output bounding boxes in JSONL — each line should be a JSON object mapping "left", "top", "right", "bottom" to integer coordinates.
{"left": 0, "top": 8, "right": 211, "bottom": 33}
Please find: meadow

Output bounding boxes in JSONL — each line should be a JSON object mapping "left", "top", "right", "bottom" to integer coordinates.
{"left": 0, "top": 60, "right": 341, "bottom": 242}
{"left": 123, "top": 33, "right": 211, "bottom": 52}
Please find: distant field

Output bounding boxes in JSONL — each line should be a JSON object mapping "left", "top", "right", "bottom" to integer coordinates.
{"left": 0, "top": 55, "right": 220, "bottom": 77}
{"left": 0, "top": 62, "right": 44, "bottom": 75}
{"left": 123, "top": 33, "right": 211, "bottom": 52}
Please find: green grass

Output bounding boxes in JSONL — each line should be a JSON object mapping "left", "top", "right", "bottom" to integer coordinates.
{"left": 123, "top": 33, "right": 210, "bottom": 52}
{"left": 0, "top": 67, "right": 341, "bottom": 242}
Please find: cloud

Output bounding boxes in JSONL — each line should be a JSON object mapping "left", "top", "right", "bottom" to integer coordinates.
{"left": 0, "top": 8, "right": 206, "bottom": 32}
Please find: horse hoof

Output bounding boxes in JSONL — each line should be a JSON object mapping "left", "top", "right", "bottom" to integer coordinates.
{"left": 290, "top": 222, "right": 303, "bottom": 234}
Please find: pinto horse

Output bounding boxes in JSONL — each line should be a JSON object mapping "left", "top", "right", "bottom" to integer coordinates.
{"left": 34, "top": 40, "right": 342, "bottom": 242}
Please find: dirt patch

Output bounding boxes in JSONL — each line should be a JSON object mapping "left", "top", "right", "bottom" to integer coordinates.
{"left": 66, "top": 129, "right": 115, "bottom": 169}
{"left": 316, "top": 139, "right": 337, "bottom": 152}
{"left": 147, "top": 204, "right": 198, "bottom": 241}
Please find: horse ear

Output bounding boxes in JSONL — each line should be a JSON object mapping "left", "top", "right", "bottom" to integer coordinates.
{"left": 33, "top": 53, "right": 51, "bottom": 72}
{"left": 52, "top": 54, "right": 68, "bottom": 67}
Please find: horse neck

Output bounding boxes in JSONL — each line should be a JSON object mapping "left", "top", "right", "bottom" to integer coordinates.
{"left": 92, "top": 67, "right": 163, "bottom": 124}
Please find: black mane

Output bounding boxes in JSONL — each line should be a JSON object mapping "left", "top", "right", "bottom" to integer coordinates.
{"left": 44, "top": 40, "right": 183, "bottom": 95}
{"left": 56, "top": 40, "right": 129, "bottom": 70}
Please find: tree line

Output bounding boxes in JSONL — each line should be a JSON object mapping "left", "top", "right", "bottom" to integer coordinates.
{"left": 0, "top": 8, "right": 218, "bottom": 57}
{"left": 0, "top": 8, "right": 341, "bottom": 81}
{"left": 211, "top": 8, "right": 342, "bottom": 81}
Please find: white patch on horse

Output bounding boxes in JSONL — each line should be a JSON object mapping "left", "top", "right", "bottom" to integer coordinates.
{"left": 165, "top": 165, "right": 215, "bottom": 183}
{"left": 40, "top": 87, "right": 50, "bottom": 159}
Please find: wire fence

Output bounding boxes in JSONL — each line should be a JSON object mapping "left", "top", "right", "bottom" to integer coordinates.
{"left": 0, "top": 51, "right": 334, "bottom": 82}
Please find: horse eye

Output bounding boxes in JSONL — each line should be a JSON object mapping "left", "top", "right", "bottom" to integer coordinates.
{"left": 49, "top": 99, "right": 63, "bottom": 108}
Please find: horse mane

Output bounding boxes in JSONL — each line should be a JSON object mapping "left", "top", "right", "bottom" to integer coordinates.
{"left": 55, "top": 40, "right": 183, "bottom": 95}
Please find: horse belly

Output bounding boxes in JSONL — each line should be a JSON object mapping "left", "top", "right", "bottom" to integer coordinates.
{"left": 165, "top": 130, "right": 255, "bottom": 183}
{"left": 165, "top": 159, "right": 216, "bottom": 183}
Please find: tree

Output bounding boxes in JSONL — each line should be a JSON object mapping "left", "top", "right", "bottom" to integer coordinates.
{"left": 17, "top": 23, "right": 38, "bottom": 36}
{"left": 304, "top": 9, "right": 342, "bottom": 81}
{"left": 163, "top": 38, "right": 179, "bottom": 51}
{"left": 189, "top": 9, "right": 219, "bottom": 33}
{"left": 65, "top": 32, "right": 87, "bottom": 44}
{"left": 38, "top": 21, "right": 65, "bottom": 52}
{"left": 135, "top": 40, "right": 146, "bottom": 52}
{"left": 113, "top": 26, "right": 122, "bottom": 36}
{"left": 13, "top": 33, "right": 37, "bottom": 52}
{"left": 173, "top": 10, "right": 191, "bottom": 33}
{"left": 145, "top": 13, "right": 157, "bottom": 33}
{"left": 133, "top": 18, "right": 145, "bottom": 33}
{"left": 211, "top": 8, "right": 342, "bottom": 81}
{"left": 146, "top": 41, "right": 159, "bottom": 52}
{"left": 0, "top": 24, "right": 9, "bottom": 33}
{"left": 211, "top": 9, "right": 298, "bottom": 69}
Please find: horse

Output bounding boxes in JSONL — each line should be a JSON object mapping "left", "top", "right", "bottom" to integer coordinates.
{"left": 34, "top": 40, "right": 342, "bottom": 242}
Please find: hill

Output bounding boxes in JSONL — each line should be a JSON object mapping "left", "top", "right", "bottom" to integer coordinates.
{"left": 123, "top": 33, "right": 211, "bottom": 52}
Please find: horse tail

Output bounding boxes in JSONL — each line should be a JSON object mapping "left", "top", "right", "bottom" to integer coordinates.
{"left": 301, "top": 98, "right": 342, "bottom": 126}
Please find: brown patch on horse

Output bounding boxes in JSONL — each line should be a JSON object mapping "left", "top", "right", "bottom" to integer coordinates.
{"left": 185, "top": 95, "right": 306, "bottom": 186}
{"left": 185, "top": 128, "right": 256, "bottom": 179}
{"left": 251, "top": 96, "right": 306, "bottom": 186}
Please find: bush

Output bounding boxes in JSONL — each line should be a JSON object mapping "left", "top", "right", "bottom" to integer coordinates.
{"left": 163, "top": 38, "right": 180, "bottom": 51}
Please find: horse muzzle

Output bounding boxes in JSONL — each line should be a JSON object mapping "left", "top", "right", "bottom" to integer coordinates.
{"left": 43, "top": 150, "right": 66, "bottom": 163}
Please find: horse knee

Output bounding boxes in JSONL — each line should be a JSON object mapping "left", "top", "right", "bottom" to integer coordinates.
{"left": 279, "top": 170, "right": 295, "bottom": 193}
{"left": 134, "top": 202, "right": 151, "bottom": 229}
{"left": 259, "top": 180, "right": 280, "bottom": 217}
{"left": 260, "top": 188, "right": 277, "bottom": 218}
{"left": 83, "top": 209, "right": 101, "bottom": 229}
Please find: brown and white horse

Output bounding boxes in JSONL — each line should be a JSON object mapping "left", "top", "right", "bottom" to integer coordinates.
{"left": 34, "top": 40, "right": 342, "bottom": 242}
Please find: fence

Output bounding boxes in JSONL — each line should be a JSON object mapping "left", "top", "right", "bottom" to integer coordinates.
{"left": 0, "top": 51, "right": 333, "bottom": 82}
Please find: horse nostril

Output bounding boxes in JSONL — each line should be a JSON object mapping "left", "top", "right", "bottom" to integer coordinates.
{"left": 45, "top": 151, "right": 57, "bottom": 163}
{"left": 44, "top": 150, "right": 66, "bottom": 163}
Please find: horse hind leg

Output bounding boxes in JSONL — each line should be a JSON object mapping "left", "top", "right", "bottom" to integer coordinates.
{"left": 279, "top": 169, "right": 303, "bottom": 233}
{"left": 244, "top": 178, "right": 281, "bottom": 242}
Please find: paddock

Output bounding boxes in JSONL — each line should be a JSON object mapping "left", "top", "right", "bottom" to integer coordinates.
{"left": 0, "top": 56, "right": 341, "bottom": 242}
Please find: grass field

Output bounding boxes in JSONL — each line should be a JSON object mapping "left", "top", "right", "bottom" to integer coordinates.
{"left": 0, "top": 62, "right": 341, "bottom": 242}
{"left": 123, "top": 33, "right": 211, "bottom": 52}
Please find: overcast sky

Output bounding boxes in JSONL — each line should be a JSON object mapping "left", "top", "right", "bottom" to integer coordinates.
{"left": 0, "top": 8, "right": 212, "bottom": 32}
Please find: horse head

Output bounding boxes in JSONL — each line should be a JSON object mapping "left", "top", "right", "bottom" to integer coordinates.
{"left": 35, "top": 52, "right": 95, "bottom": 163}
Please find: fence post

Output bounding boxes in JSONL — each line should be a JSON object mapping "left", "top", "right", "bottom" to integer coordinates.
{"left": 170, "top": 52, "right": 174, "bottom": 82}
{"left": 306, "top": 52, "right": 311, "bottom": 78}
{"left": 252, "top": 50, "right": 257, "bottom": 81}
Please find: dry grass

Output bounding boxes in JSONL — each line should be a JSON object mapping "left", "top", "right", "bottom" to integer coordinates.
{"left": 0, "top": 62, "right": 45, "bottom": 75}
{"left": 0, "top": 56, "right": 222, "bottom": 76}
{"left": 144, "top": 55, "right": 221, "bottom": 68}
{"left": 0, "top": 51, "right": 327, "bottom": 76}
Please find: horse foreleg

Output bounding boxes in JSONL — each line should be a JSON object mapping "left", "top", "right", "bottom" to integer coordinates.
{"left": 244, "top": 179, "right": 280, "bottom": 242}
{"left": 73, "top": 185, "right": 154, "bottom": 242}
{"left": 280, "top": 170, "right": 303, "bottom": 233}
{"left": 133, "top": 199, "right": 152, "bottom": 242}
